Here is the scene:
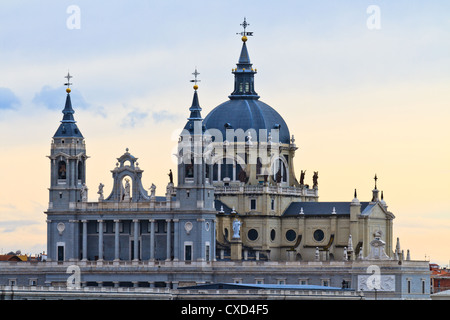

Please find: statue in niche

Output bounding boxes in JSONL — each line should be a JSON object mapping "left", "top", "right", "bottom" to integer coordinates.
{"left": 168, "top": 169, "right": 174, "bottom": 184}
{"left": 313, "top": 171, "right": 319, "bottom": 188}
{"left": 80, "top": 183, "right": 88, "bottom": 202}
{"left": 150, "top": 183, "right": 156, "bottom": 198}
{"left": 97, "top": 183, "right": 104, "bottom": 201}
{"left": 300, "top": 170, "right": 306, "bottom": 186}
{"left": 123, "top": 178, "right": 131, "bottom": 201}
{"left": 58, "top": 161, "right": 66, "bottom": 179}
{"left": 232, "top": 218, "right": 242, "bottom": 239}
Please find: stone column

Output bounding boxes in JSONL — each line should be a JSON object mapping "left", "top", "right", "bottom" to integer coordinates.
{"left": 114, "top": 219, "right": 120, "bottom": 261}
{"left": 98, "top": 220, "right": 104, "bottom": 261}
{"left": 133, "top": 219, "right": 139, "bottom": 261}
{"left": 212, "top": 220, "right": 217, "bottom": 261}
{"left": 173, "top": 219, "right": 179, "bottom": 261}
{"left": 149, "top": 219, "right": 155, "bottom": 261}
{"left": 46, "top": 219, "right": 53, "bottom": 262}
{"left": 230, "top": 238, "right": 242, "bottom": 260}
{"left": 166, "top": 219, "right": 171, "bottom": 261}
{"left": 82, "top": 220, "right": 87, "bottom": 261}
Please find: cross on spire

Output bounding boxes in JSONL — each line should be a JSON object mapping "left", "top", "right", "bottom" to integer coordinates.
{"left": 190, "top": 67, "right": 201, "bottom": 90}
{"left": 64, "top": 72, "right": 73, "bottom": 93}
{"left": 237, "top": 17, "right": 253, "bottom": 41}
{"left": 374, "top": 174, "right": 378, "bottom": 189}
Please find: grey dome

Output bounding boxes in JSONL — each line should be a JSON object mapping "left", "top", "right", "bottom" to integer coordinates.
{"left": 203, "top": 98, "right": 290, "bottom": 144}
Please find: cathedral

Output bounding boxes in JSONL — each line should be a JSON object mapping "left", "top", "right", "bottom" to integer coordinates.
{"left": 1, "top": 20, "right": 430, "bottom": 300}
{"left": 46, "top": 19, "right": 394, "bottom": 264}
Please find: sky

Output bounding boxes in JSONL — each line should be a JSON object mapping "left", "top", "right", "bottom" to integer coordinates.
{"left": 0, "top": 1, "right": 449, "bottom": 266}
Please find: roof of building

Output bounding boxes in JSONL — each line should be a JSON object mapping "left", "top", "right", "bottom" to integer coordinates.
{"left": 204, "top": 99, "right": 291, "bottom": 144}
{"left": 0, "top": 254, "right": 23, "bottom": 262}
{"left": 214, "top": 200, "right": 235, "bottom": 214}
{"left": 179, "top": 282, "right": 351, "bottom": 291}
{"left": 53, "top": 92, "right": 83, "bottom": 139}
{"left": 283, "top": 201, "right": 371, "bottom": 216}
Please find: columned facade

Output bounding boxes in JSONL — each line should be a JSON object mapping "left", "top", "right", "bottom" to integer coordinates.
{"left": 74, "top": 218, "right": 181, "bottom": 262}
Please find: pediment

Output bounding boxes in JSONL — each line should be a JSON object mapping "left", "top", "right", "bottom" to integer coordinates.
{"left": 361, "top": 202, "right": 394, "bottom": 219}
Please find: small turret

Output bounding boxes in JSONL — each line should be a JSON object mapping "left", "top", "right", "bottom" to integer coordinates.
{"left": 371, "top": 174, "right": 380, "bottom": 202}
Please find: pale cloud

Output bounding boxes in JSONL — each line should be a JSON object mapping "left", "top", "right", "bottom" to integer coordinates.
{"left": 0, "top": 220, "right": 40, "bottom": 233}
{"left": 120, "top": 108, "right": 149, "bottom": 128}
{"left": 151, "top": 110, "right": 182, "bottom": 123}
{"left": 32, "top": 85, "right": 89, "bottom": 110}
{"left": 0, "top": 87, "right": 20, "bottom": 110}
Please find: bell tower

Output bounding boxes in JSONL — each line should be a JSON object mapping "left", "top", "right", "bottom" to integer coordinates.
{"left": 48, "top": 73, "right": 88, "bottom": 210}
{"left": 176, "top": 69, "right": 215, "bottom": 211}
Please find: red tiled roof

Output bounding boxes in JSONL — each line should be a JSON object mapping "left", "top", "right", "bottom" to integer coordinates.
{"left": 0, "top": 255, "right": 22, "bottom": 262}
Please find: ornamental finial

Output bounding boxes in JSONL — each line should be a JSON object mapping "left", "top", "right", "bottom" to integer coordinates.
{"left": 190, "top": 67, "right": 201, "bottom": 90}
{"left": 64, "top": 71, "right": 73, "bottom": 93}
{"left": 237, "top": 17, "right": 253, "bottom": 42}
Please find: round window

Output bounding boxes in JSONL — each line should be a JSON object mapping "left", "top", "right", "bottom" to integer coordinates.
{"left": 270, "top": 229, "right": 276, "bottom": 241}
{"left": 248, "top": 229, "right": 258, "bottom": 241}
{"left": 285, "top": 229, "right": 296, "bottom": 242}
{"left": 313, "top": 229, "right": 325, "bottom": 242}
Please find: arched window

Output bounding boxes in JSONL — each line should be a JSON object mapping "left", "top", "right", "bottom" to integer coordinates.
{"left": 58, "top": 161, "right": 67, "bottom": 180}
{"left": 212, "top": 157, "right": 247, "bottom": 183}
{"left": 256, "top": 157, "right": 262, "bottom": 175}
{"left": 77, "top": 161, "right": 83, "bottom": 182}
{"left": 272, "top": 158, "right": 287, "bottom": 183}
{"left": 220, "top": 161, "right": 233, "bottom": 180}
{"left": 185, "top": 154, "right": 194, "bottom": 178}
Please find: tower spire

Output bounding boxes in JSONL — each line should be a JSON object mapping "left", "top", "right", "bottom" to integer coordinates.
{"left": 230, "top": 18, "right": 259, "bottom": 100}
{"left": 53, "top": 72, "right": 83, "bottom": 138}
{"left": 187, "top": 68, "right": 203, "bottom": 122}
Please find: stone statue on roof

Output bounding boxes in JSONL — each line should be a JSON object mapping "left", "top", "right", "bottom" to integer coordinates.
{"left": 313, "top": 171, "right": 319, "bottom": 188}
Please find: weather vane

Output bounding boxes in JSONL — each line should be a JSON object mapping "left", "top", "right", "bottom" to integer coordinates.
{"left": 190, "top": 67, "right": 200, "bottom": 90}
{"left": 237, "top": 17, "right": 253, "bottom": 41}
{"left": 64, "top": 71, "right": 73, "bottom": 93}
